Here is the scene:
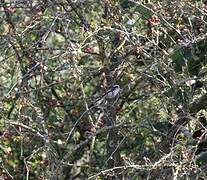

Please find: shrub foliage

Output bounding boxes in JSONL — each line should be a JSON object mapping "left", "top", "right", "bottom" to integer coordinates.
{"left": 1, "top": 0, "right": 207, "bottom": 179}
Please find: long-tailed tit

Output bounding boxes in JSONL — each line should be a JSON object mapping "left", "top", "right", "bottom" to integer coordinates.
{"left": 89, "top": 85, "right": 121, "bottom": 107}
{"left": 103, "top": 85, "right": 121, "bottom": 99}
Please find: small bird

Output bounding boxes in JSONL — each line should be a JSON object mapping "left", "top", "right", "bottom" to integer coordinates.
{"left": 104, "top": 85, "right": 121, "bottom": 99}
{"left": 89, "top": 85, "right": 121, "bottom": 108}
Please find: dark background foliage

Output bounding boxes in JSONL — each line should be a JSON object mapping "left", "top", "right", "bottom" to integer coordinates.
{"left": 1, "top": 0, "right": 207, "bottom": 179}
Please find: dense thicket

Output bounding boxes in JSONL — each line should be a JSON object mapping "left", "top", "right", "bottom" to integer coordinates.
{"left": 1, "top": 0, "right": 207, "bottom": 179}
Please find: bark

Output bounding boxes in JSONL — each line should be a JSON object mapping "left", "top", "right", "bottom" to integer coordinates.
{"left": 96, "top": 35, "right": 123, "bottom": 178}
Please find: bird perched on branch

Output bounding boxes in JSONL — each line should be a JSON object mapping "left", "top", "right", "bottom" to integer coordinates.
{"left": 89, "top": 85, "right": 121, "bottom": 108}
{"left": 104, "top": 85, "right": 121, "bottom": 99}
